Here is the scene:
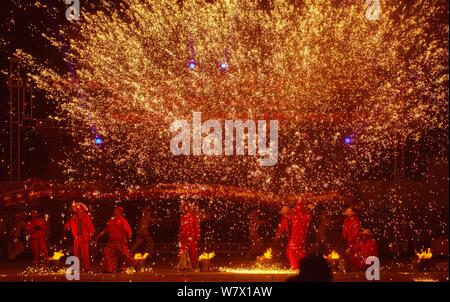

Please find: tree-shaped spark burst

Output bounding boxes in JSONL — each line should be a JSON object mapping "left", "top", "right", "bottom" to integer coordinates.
{"left": 14, "top": 0, "right": 448, "bottom": 194}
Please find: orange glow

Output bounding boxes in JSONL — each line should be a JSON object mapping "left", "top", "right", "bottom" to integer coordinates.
{"left": 48, "top": 250, "right": 64, "bottom": 261}
{"left": 416, "top": 248, "right": 432, "bottom": 260}
{"left": 219, "top": 267, "right": 296, "bottom": 275}
{"left": 134, "top": 253, "right": 149, "bottom": 260}
{"left": 325, "top": 250, "right": 340, "bottom": 260}
{"left": 198, "top": 252, "right": 215, "bottom": 261}
{"left": 257, "top": 248, "right": 273, "bottom": 261}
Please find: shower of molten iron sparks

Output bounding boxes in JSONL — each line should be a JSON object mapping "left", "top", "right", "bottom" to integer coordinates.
{"left": 10, "top": 0, "right": 447, "bottom": 193}
{"left": 2, "top": 0, "right": 448, "bottom": 251}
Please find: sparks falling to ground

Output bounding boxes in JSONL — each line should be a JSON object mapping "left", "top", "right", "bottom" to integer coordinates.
{"left": 219, "top": 266, "right": 297, "bottom": 275}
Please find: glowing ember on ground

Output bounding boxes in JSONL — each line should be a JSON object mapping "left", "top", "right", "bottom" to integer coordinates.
{"left": 139, "top": 267, "right": 154, "bottom": 273}
{"left": 219, "top": 266, "right": 297, "bottom": 275}
{"left": 18, "top": 266, "right": 66, "bottom": 276}
{"left": 125, "top": 267, "right": 137, "bottom": 274}
{"left": 413, "top": 277, "right": 439, "bottom": 282}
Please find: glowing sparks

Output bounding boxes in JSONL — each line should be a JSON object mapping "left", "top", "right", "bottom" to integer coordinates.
{"left": 18, "top": 266, "right": 66, "bottom": 277}
{"left": 219, "top": 266, "right": 296, "bottom": 275}
{"left": 6, "top": 0, "right": 448, "bottom": 249}
{"left": 12, "top": 0, "right": 447, "bottom": 194}
{"left": 413, "top": 277, "right": 439, "bottom": 282}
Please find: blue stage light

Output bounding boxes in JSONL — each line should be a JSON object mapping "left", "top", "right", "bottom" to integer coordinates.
{"left": 95, "top": 137, "right": 104, "bottom": 145}
{"left": 344, "top": 136, "right": 352, "bottom": 145}
{"left": 220, "top": 62, "right": 228, "bottom": 70}
{"left": 188, "top": 60, "right": 197, "bottom": 70}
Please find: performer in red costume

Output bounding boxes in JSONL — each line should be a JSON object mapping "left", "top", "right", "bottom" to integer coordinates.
{"left": 273, "top": 206, "right": 292, "bottom": 262}
{"left": 64, "top": 202, "right": 95, "bottom": 270}
{"left": 25, "top": 210, "right": 48, "bottom": 265}
{"left": 96, "top": 206, "right": 135, "bottom": 273}
{"left": 353, "top": 229, "right": 378, "bottom": 270}
{"left": 342, "top": 207, "right": 361, "bottom": 270}
{"left": 342, "top": 208, "right": 361, "bottom": 248}
{"left": 343, "top": 208, "right": 361, "bottom": 246}
{"left": 287, "top": 200, "right": 312, "bottom": 270}
{"left": 176, "top": 202, "right": 200, "bottom": 269}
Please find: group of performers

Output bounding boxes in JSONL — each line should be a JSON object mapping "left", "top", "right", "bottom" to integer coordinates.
{"left": 284, "top": 203, "right": 377, "bottom": 271}
{"left": 8, "top": 196, "right": 377, "bottom": 273}
{"left": 17, "top": 200, "right": 203, "bottom": 273}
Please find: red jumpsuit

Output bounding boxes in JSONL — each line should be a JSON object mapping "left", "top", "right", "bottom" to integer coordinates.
{"left": 101, "top": 216, "right": 135, "bottom": 273}
{"left": 179, "top": 211, "right": 200, "bottom": 267}
{"left": 64, "top": 213, "right": 95, "bottom": 270}
{"left": 26, "top": 217, "right": 48, "bottom": 263}
{"left": 287, "top": 203, "right": 311, "bottom": 270}
{"left": 343, "top": 215, "right": 361, "bottom": 269}
{"left": 343, "top": 216, "right": 361, "bottom": 247}
{"left": 354, "top": 238, "right": 378, "bottom": 270}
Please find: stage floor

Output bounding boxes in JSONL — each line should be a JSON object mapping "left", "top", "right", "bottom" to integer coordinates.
{"left": 0, "top": 259, "right": 448, "bottom": 282}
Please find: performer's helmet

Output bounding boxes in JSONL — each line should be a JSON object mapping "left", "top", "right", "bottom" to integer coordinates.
{"left": 343, "top": 208, "right": 356, "bottom": 216}
{"left": 360, "top": 229, "right": 373, "bottom": 237}
{"left": 280, "top": 206, "right": 290, "bottom": 215}
{"left": 72, "top": 202, "right": 88, "bottom": 212}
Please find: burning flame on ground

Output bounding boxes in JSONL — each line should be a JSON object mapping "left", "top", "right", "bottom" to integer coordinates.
{"left": 257, "top": 248, "right": 273, "bottom": 261}
{"left": 416, "top": 248, "right": 432, "bottom": 260}
{"left": 134, "top": 253, "right": 149, "bottom": 260}
{"left": 48, "top": 250, "right": 65, "bottom": 261}
{"left": 199, "top": 252, "right": 215, "bottom": 261}
{"left": 324, "top": 250, "right": 340, "bottom": 260}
